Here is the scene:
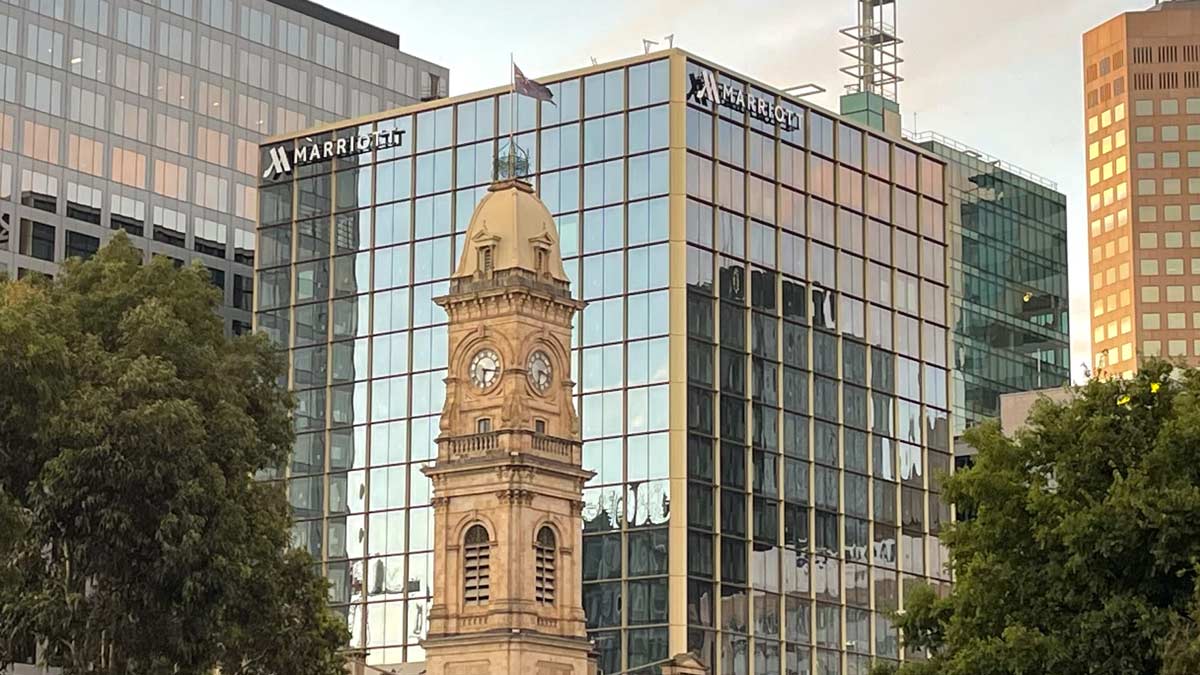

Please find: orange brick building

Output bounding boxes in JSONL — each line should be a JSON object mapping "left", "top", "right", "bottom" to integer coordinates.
{"left": 1083, "top": 0, "right": 1200, "bottom": 377}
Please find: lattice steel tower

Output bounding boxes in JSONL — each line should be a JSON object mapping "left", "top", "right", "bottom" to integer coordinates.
{"left": 839, "top": 0, "right": 904, "bottom": 134}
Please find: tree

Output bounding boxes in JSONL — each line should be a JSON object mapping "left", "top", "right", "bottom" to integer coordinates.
{"left": 882, "top": 362, "right": 1200, "bottom": 675}
{"left": 0, "top": 235, "right": 347, "bottom": 674}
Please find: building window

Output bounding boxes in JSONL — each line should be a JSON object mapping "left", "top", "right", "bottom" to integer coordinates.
{"left": 478, "top": 245, "right": 494, "bottom": 274}
{"left": 534, "top": 526, "right": 557, "bottom": 605}
{"left": 476, "top": 417, "right": 492, "bottom": 433}
{"left": 233, "top": 273, "right": 252, "bottom": 310}
{"left": 463, "top": 524, "right": 491, "bottom": 605}
{"left": 64, "top": 230, "right": 99, "bottom": 260}
{"left": 535, "top": 248, "right": 546, "bottom": 273}
{"left": 535, "top": 419, "right": 546, "bottom": 434}
{"left": 20, "top": 219, "right": 55, "bottom": 261}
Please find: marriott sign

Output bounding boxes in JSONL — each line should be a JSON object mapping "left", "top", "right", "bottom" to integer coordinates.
{"left": 686, "top": 71, "right": 801, "bottom": 132}
{"left": 262, "top": 128, "right": 406, "bottom": 180}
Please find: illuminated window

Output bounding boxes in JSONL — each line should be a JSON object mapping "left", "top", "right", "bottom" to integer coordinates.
{"left": 195, "top": 126, "right": 229, "bottom": 165}
{"left": 111, "top": 147, "right": 146, "bottom": 189}
{"left": 22, "top": 121, "right": 60, "bottom": 164}
{"left": 67, "top": 134, "right": 104, "bottom": 177}
{"left": 153, "top": 159, "right": 187, "bottom": 200}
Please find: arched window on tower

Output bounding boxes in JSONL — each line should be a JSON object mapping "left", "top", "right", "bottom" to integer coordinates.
{"left": 463, "top": 524, "right": 491, "bottom": 605}
{"left": 534, "top": 526, "right": 557, "bottom": 605}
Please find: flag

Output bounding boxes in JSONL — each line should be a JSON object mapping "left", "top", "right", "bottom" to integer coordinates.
{"left": 514, "top": 64, "right": 555, "bottom": 105}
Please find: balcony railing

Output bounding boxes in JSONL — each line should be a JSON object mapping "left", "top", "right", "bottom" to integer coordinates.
{"left": 440, "top": 429, "right": 578, "bottom": 462}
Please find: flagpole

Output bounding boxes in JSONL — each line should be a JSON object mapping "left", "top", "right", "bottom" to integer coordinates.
{"left": 509, "top": 52, "right": 516, "bottom": 180}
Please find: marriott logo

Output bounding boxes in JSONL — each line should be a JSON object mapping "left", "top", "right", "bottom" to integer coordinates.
{"left": 686, "top": 71, "right": 801, "bottom": 131}
{"left": 262, "top": 128, "right": 406, "bottom": 179}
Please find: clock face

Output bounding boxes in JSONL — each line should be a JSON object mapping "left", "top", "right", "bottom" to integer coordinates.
{"left": 527, "top": 350, "right": 553, "bottom": 394}
{"left": 469, "top": 348, "right": 501, "bottom": 389}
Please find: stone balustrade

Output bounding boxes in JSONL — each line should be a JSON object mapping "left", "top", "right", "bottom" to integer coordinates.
{"left": 441, "top": 429, "right": 578, "bottom": 463}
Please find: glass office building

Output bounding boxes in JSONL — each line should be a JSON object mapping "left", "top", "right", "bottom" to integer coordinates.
{"left": 913, "top": 133, "right": 1070, "bottom": 438}
{"left": 257, "top": 49, "right": 952, "bottom": 675}
{"left": 0, "top": 0, "right": 446, "bottom": 333}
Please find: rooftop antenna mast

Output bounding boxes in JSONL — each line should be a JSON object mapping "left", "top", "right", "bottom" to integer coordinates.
{"left": 840, "top": 0, "right": 903, "bottom": 101}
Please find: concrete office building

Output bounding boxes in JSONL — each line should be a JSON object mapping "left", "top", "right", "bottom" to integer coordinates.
{"left": 258, "top": 49, "right": 954, "bottom": 674}
{"left": 1083, "top": 0, "right": 1200, "bottom": 377}
{"left": 0, "top": 0, "right": 446, "bottom": 333}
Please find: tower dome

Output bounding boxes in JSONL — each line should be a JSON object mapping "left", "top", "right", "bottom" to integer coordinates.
{"left": 452, "top": 179, "right": 569, "bottom": 284}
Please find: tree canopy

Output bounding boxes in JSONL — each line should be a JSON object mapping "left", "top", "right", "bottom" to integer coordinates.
{"left": 0, "top": 235, "right": 347, "bottom": 675}
{"left": 878, "top": 362, "right": 1200, "bottom": 675}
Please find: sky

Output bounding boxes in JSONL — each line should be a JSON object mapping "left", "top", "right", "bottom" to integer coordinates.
{"left": 339, "top": 0, "right": 1151, "bottom": 381}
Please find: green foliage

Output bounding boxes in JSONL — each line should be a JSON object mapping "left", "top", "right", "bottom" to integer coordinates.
{"left": 882, "top": 362, "right": 1200, "bottom": 675}
{"left": 0, "top": 235, "right": 347, "bottom": 674}
{"left": 1163, "top": 576, "right": 1200, "bottom": 675}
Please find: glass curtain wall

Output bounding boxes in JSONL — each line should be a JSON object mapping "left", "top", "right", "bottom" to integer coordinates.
{"left": 257, "top": 53, "right": 953, "bottom": 675}
{"left": 682, "top": 60, "right": 952, "bottom": 675}
{"left": 257, "top": 58, "right": 672, "bottom": 668}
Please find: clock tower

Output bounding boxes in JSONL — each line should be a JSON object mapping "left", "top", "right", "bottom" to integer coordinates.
{"left": 421, "top": 178, "right": 596, "bottom": 675}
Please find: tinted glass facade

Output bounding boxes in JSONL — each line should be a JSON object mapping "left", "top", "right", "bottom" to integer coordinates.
{"left": 915, "top": 136, "right": 1070, "bottom": 437}
{"left": 257, "top": 50, "right": 952, "bottom": 674}
{"left": 0, "top": 0, "right": 446, "bottom": 333}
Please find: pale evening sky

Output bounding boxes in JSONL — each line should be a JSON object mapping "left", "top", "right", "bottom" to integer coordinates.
{"left": 337, "top": 0, "right": 1150, "bottom": 381}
